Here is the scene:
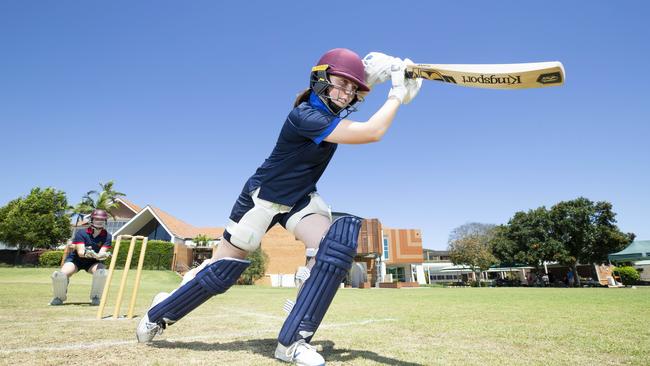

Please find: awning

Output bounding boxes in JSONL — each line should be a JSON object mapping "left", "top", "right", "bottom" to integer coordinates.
{"left": 486, "top": 266, "right": 534, "bottom": 272}
{"left": 608, "top": 240, "right": 650, "bottom": 262}
{"left": 439, "top": 265, "right": 474, "bottom": 273}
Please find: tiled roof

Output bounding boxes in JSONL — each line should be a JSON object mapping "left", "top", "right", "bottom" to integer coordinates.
{"left": 150, "top": 206, "right": 223, "bottom": 240}
{"left": 116, "top": 197, "right": 142, "bottom": 213}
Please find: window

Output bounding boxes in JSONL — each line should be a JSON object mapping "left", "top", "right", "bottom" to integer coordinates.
{"left": 383, "top": 236, "right": 389, "bottom": 260}
{"left": 135, "top": 218, "right": 171, "bottom": 242}
{"left": 386, "top": 267, "right": 405, "bottom": 282}
{"left": 105, "top": 220, "right": 129, "bottom": 235}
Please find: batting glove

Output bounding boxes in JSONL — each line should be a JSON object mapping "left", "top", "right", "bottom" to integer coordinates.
{"left": 362, "top": 52, "right": 402, "bottom": 89}
{"left": 401, "top": 58, "right": 423, "bottom": 104}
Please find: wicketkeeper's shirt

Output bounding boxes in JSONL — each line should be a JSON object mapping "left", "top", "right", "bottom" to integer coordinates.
{"left": 243, "top": 92, "right": 341, "bottom": 206}
{"left": 68, "top": 227, "right": 112, "bottom": 260}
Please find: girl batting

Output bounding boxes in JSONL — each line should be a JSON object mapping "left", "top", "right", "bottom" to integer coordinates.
{"left": 136, "top": 48, "right": 421, "bottom": 366}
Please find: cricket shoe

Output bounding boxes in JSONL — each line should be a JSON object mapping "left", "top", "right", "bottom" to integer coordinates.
{"left": 49, "top": 297, "right": 64, "bottom": 306}
{"left": 274, "top": 339, "right": 325, "bottom": 366}
{"left": 90, "top": 295, "right": 100, "bottom": 306}
{"left": 136, "top": 292, "right": 169, "bottom": 343}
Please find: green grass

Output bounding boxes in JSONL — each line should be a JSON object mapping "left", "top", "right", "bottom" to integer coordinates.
{"left": 0, "top": 268, "right": 648, "bottom": 365}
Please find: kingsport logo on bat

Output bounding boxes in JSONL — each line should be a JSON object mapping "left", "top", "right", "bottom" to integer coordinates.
{"left": 460, "top": 74, "right": 521, "bottom": 85}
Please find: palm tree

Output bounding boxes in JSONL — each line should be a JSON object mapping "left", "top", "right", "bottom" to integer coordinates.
{"left": 92, "top": 181, "right": 126, "bottom": 215}
{"left": 64, "top": 181, "right": 126, "bottom": 264}
{"left": 68, "top": 181, "right": 126, "bottom": 233}
{"left": 74, "top": 181, "right": 125, "bottom": 214}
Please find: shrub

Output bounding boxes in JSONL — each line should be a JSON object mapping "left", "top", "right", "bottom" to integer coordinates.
{"left": 39, "top": 250, "right": 64, "bottom": 267}
{"left": 106, "top": 239, "right": 174, "bottom": 270}
{"left": 239, "top": 247, "right": 268, "bottom": 285}
{"left": 614, "top": 266, "right": 640, "bottom": 286}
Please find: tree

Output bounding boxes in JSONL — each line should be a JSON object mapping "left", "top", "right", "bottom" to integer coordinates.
{"left": 193, "top": 234, "right": 211, "bottom": 247}
{"left": 550, "top": 197, "right": 633, "bottom": 286}
{"left": 490, "top": 208, "right": 569, "bottom": 275}
{"left": 71, "top": 180, "right": 125, "bottom": 219}
{"left": 90, "top": 181, "right": 126, "bottom": 214}
{"left": 239, "top": 247, "right": 269, "bottom": 285}
{"left": 69, "top": 180, "right": 126, "bottom": 234}
{"left": 0, "top": 188, "right": 71, "bottom": 264}
{"left": 448, "top": 223, "right": 497, "bottom": 285}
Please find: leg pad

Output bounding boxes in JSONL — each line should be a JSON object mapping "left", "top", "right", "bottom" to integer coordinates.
{"left": 278, "top": 215, "right": 362, "bottom": 346}
{"left": 147, "top": 258, "right": 249, "bottom": 325}
{"left": 51, "top": 271, "right": 69, "bottom": 302}
{"left": 90, "top": 268, "right": 107, "bottom": 301}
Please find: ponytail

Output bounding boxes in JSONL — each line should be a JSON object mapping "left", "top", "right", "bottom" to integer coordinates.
{"left": 294, "top": 88, "right": 311, "bottom": 107}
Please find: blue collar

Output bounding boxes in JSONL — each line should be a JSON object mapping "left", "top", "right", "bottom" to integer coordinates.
{"left": 309, "top": 92, "right": 336, "bottom": 116}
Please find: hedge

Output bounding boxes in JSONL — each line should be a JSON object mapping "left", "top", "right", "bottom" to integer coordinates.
{"left": 39, "top": 250, "right": 64, "bottom": 267}
{"left": 614, "top": 266, "right": 640, "bottom": 286}
{"left": 107, "top": 239, "right": 174, "bottom": 270}
{"left": 239, "top": 247, "right": 268, "bottom": 285}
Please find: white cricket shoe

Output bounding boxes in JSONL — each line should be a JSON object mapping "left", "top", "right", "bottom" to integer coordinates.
{"left": 274, "top": 339, "right": 325, "bottom": 366}
{"left": 136, "top": 292, "right": 169, "bottom": 343}
{"left": 90, "top": 295, "right": 100, "bottom": 306}
{"left": 49, "top": 297, "right": 64, "bottom": 306}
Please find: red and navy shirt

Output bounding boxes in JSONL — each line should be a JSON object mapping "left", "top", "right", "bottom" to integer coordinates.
{"left": 243, "top": 92, "right": 342, "bottom": 206}
{"left": 68, "top": 227, "right": 112, "bottom": 261}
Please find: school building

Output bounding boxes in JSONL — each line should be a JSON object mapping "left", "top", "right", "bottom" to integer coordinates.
{"left": 78, "top": 198, "right": 427, "bottom": 287}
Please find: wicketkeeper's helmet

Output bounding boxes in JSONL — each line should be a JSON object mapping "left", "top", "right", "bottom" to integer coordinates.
{"left": 90, "top": 209, "right": 108, "bottom": 228}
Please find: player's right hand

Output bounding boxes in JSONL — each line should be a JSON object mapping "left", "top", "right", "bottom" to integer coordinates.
{"left": 401, "top": 58, "right": 422, "bottom": 104}
{"left": 388, "top": 62, "right": 408, "bottom": 104}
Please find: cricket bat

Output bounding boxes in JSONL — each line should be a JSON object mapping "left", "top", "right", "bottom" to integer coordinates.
{"left": 405, "top": 61, "right": 564, "bottom": 89}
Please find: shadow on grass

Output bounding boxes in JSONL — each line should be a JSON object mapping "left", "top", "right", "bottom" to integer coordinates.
{"left": 151, "top": 338, "right": 423, "bottom": 365}
{"left": 59, "top": 302, "right": 92, "bottom": 306}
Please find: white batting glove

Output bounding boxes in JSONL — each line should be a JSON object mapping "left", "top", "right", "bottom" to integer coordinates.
{"left": 401, "top": 58, "right": 423, "bottom": 104}
{"left": 362, "top": 52, "right": 402, "bottom": 89}
{"left": 388, "top": 62, "right": 408, "bottom": 104}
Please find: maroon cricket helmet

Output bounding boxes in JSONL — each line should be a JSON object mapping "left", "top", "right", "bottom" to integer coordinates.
{"left": 315, "top": 48, "right": 369, "bottom": 91}
{"left": 90, "top": 209, "right": 108, "bottom": 222}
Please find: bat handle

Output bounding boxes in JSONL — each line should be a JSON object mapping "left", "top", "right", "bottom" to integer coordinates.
{"left": 404, "top": 70, "right": 416, "bottom": 79}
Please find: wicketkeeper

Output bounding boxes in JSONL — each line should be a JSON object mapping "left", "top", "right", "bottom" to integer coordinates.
{"left": 136, "top": 48, "right": 422, "bottom": 366}
{"left": 50, "top": 209, "right": 112, "bottom": 306}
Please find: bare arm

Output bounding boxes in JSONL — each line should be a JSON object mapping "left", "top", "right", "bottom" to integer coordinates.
{"left": 324, "top": 97, "right": 400, "bottom": 144}
{"left": 75, "top": 244, "right": 86, "bottom": 256}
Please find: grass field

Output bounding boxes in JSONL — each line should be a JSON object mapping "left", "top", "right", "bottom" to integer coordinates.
{"left": 0, "top": 268, "right": 648, "bottom": 366}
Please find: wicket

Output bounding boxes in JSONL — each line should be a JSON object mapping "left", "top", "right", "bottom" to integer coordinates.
{"left": 96, "top": 235, "right": 149, "bottom": 319}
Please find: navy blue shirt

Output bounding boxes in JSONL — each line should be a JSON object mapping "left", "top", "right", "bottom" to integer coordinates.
{"left": 68, "top": 227, "right": 112, "bottom": 261}
{"left": 244, "top": 93, "right": 342, "bottom": 206}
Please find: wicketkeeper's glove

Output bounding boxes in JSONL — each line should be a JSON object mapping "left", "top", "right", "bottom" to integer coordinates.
{"left": 95, "top": 251, "right": 111, "bottom": 261}
{"left": 82, "top": 250, "right": 99, "bottom": 259}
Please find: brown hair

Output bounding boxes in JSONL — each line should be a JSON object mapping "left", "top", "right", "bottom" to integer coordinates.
{"left": 294, "top": 88, "right": 311, "bottom": 107}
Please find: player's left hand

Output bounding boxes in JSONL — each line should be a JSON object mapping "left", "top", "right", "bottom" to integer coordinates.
{"left": 362, "top": 52, "right": 403, "bottom": 89}
{"left": 82, "top": 250, "right": 99, "bottom": 259}
{"left": 96, "top": 251, "right": 111, "bottom": 261}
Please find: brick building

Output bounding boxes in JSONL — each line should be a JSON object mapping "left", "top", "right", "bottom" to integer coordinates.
{"left": 104, "top": 200, "right": 426, "bottom": 287}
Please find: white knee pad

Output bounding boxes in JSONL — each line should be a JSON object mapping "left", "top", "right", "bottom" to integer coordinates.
{"left": 285, "top": 192, "right": 332, "bottom": 235}
{"left": 226, "top": 188, "right": 291, "bottom": 252}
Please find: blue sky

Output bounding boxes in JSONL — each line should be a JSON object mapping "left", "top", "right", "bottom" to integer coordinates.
{"left": 1, "top": 1, "right": 648, "bottom": 249}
